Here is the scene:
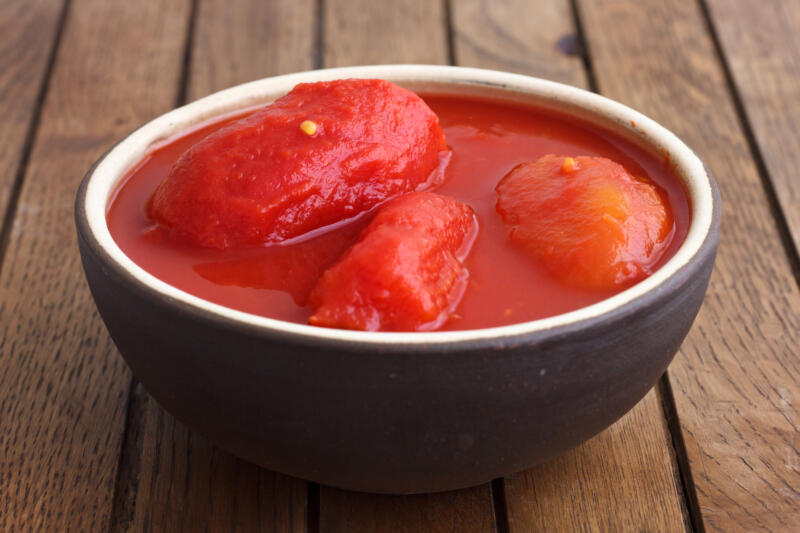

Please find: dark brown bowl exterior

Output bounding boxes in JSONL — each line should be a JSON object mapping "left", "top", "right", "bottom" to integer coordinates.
{"left": 75, "top": 166, "right": 719, "bottom": 493}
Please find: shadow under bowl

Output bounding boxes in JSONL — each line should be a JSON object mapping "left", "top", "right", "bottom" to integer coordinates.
{"left": 75, "top": 65, "right": 720, "bottom": 494}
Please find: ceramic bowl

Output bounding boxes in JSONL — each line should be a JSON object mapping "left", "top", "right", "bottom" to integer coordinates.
{"left": 75, "top": 65, "right": 720, "bottom": 494}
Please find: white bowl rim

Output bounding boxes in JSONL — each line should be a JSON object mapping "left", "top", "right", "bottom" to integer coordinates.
{"left": 81, "top": 64, "right": 716, "bottom": 345}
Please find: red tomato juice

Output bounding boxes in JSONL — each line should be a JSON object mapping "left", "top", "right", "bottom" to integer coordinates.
{"left": 106, "top": 95, "right": 690, "bottom": 331}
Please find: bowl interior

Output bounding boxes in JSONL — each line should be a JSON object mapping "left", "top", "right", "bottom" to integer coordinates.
{"left": 80, "top": 64, "right": 716, "bottom": 345}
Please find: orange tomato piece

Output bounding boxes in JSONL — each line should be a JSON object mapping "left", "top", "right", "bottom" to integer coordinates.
{"left": 496, "top": 154, "right": 672, "bottom": 290}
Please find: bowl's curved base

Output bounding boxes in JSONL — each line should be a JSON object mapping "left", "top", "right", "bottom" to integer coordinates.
{"left": 80, "top": 226, "right": 715, "bottom": 494}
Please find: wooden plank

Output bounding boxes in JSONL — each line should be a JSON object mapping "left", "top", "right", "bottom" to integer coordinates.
{"left": 577, "top": 0, "right": 800, "bottom": 531}
{"left": 705, "top": 0, "right": 800, "bottom": 262}
{"left": 451, "top": 0, "right": 584, "bottom": 86}
{"left": 318, "top": 1, "right": 497, "bottom": 530}
{"left": 319, "top": 488, "right": 496, "bottom": 533}
{"left": 0, "top": 0, "right": 191, "bottom": 530}
{"left": 452, "top": 2, "right": 689, "bottom": 531}
{"left": 0, "top": 0, "right": 64, "bottom": 232}
{"left": 323, "top": 0, "right": 448, "bottom": 66}
{"left": 119, "top": 1, "right": 316, "bottom": 531}
{"left": 188, "top": 0, "right": 316, "bottom": 100}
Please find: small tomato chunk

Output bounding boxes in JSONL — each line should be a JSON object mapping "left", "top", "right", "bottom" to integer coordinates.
{"left": 496, "top": 155, "right": 672, "bottom": 290}
{"left": 308, "top": 192, "right": 477, "bottom": 331}
{"left": 148, "top": 79, "right": 447, "bottom": 248}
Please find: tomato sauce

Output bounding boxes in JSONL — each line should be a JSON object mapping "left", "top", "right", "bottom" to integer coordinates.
{"left": 107, "top": 95, "right": 690, "bottom": 331}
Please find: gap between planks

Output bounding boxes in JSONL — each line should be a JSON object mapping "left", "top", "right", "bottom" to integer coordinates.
{"left": 174, "top": 0, "right": 199, "bottom": 109}
{"left": 658, "top": 376, "right": 704, "bottom": 533}
{"left": 0, "top": 0, "right": 70, "bottom": 273}
{"left": 696, "top": 0, "right": 800, "bottom": 286}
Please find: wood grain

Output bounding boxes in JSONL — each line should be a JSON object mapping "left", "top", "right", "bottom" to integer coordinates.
{"left": 578, "top": 0, "right": 800, "bottom": 531}
{"left": 705, "top": 0, "right": 800, "bottom": 260}
{"left": 0, "top": 0, "right": 190, "bottom": 530}
{"left": 451, "top": 0, "right": 585, "bottom": 86}
{"left": 318, "top": 1, "right": 497, "bottom": 529}
{"left": 319, "top": 487, "right": 496, "bottom": 533}
{"left": 116, "top": 1, "right": 316, "bottom": 531}
{"left": 452, "top": 2, "right": 689, "bottom": 531}
{"left": 0, "top": 0, "right": 64, "bottom": 232}
{"left": 188, "top": 0, "right": 316, "bottom": 101}
{"left": 324, "top": 0, "right": 448, "bottom": 67}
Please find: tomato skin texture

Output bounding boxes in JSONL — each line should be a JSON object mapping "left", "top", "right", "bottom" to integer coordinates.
{"left": 496, "top": 155, "right": 672, "bottom": 290}
{"left": 147, "top": 79, "right": 447, "bottom": 248}
{"left": 308, "top": 192, "right": 477, "bottom": 331}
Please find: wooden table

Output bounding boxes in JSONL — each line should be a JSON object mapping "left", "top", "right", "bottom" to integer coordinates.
{"left": 1, "top": 1, "right": 798, "bottom": 531}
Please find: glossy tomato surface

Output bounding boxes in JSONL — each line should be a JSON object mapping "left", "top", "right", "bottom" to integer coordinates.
{"left": 309, "top": 192, "right": 476, "bottom": 331}
{"left": 148, "top": 79, "right": 447, "bottom": 248}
